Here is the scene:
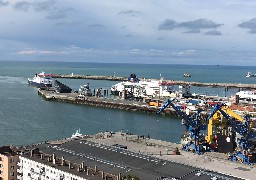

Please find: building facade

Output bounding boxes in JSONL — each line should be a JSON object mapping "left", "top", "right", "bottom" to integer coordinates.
{"left": 0, "top": 146, "right": 18, "bottom": 180}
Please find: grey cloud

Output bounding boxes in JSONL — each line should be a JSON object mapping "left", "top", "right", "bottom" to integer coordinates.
{"left": 184, "top": 29, "right": 201, "bottom": 33}
{"left": 158, "top": 19, "right": 177, "bottom": 30}
{"left": 249, "top": 29, "right": 256, "bottom": 34}
{"left": 125, "top": 34, "right": 134, "bottom": 38}
{"left": 118, "top": 10, "right": 140, "bottom": 17}
{"left": 239, "top": 18, "right": 256, "bottom": 33}
{"left": 55, "top": 21, "right": 81, "bottom": 27}
{"left": 178, "top": 19, "right": 223, "bottom": 29}
{"left": 46, "top": 8, "right": 73, "bottom": 20}
{"left": 33, "top": 0, "right": 55, "bottom": 12}
{"left": 47, "top": 12, "right": 67, "bottom": 19}
{"left": 55, "top": 21, "right": 81, "bottom": 26}
{"left": 205, "top": 30, "right": 222, "bottom": 35}
{"left": 89, "top": 24, "right": 105, "bottom": 29}
{"left": 158, "top": 18, "right": 222, "bottom": 31}
{"left": 14, "top": 1, "right": 31, "bottom": 11}
{"left": 0, "top": 0, "right": 8, "bottom": 6}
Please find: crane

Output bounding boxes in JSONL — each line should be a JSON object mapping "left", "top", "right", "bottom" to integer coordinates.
{"left": 157, "top": 98, "right": 209, "bottom": 154}
{"left": 207, "top": 103, "right": 256, "bottom": 165}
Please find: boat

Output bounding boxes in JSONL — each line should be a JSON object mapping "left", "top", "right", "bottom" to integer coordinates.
{"left": 78, "top": 83, "right": 93, "bottom": 96}
{"left": 28, "top": 71, "right": 53, "bottom": 87}
{"left": 110, "top": 74, "right": 178, "bottom": 99}
{"left": 246, "top": 72, "right": 256, "bottom": 77}
{"left": 183, "top": 73, "right": 191, "bottom": 77}
{"left": 71, "top": 129, "right": 83, "bottom": 139}
{"left": 54, "top": 80, "right": 72, "bottom": 93}
{"left": 236, "top": 90, "right": 256, "bottom": 101}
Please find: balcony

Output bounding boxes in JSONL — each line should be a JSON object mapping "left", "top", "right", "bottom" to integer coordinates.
{"left": 17, "top": 174, "right": 23, "bottom": 180}
{"left": 17, "top": 162, "right": 22, "bottom": 167}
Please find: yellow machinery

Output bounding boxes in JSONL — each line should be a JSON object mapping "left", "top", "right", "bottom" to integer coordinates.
{"left": 206, "top": 104, "right": 243, "bottom": 144}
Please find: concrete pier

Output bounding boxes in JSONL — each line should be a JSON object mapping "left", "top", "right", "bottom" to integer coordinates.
{"left": 38, "top": 89, "right": 182, "bottom": 117}
{"left": 51, "top": 74, "right": 256, "bottom": 89}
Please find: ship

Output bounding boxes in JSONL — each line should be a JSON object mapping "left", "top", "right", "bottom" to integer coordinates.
{"left": 110, "top": 74, "right": 177, "bottom": 99}
{"left": 246, "top": 72, "right": 256, "bottom": 77}
{"left": 236, "top": 90, "right": 256, "bottom": 101}
{"left": 28, "top": 71, "right": 53, "bottom": 87}
{"left": 183, "top": 73, "right": 191, "bottom": 77}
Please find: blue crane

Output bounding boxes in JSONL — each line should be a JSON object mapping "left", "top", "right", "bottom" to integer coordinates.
{"left": 207, "top": 103, "right": 256, "bottom": 165}
{"left": 157, "top": 99, "right": 209, "bottom": 154}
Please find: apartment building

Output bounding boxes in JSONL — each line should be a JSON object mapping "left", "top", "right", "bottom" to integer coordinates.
{"left": 0, "top": 146, "right": 19, "bottom": 180}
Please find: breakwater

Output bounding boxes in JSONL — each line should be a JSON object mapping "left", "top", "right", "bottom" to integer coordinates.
{"left": 52, "top": 74, "right": 256, "bottom": 89}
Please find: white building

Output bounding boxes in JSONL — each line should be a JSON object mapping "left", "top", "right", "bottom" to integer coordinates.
{"left": 18, "top": 156, "right": 85, "bottom": 180}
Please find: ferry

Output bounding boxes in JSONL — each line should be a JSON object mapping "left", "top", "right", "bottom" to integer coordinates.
{"left": 110, "top": 74, "right": 177, "bottom": 99}
{"left": 236, "top": 90, "right": 256, "bottom": 101}
{"left": 28, "top": 71, "right": 53, "bottom": 87}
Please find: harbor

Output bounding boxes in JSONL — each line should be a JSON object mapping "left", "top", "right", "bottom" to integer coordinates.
{"left": 1, "top": 64, "right": 256, "bottom": 180}
{"left": 34, "top": 71, "right": 256, "bottom": 171}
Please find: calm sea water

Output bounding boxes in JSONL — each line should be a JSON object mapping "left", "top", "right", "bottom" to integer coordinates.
{"left": 0, "top": 61, "right": 255, "bottom": 146}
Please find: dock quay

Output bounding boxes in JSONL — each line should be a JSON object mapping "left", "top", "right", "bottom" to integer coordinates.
{"left": 52, "top": 74, "right": 256, "bottom": 89}
{"left": 88, "top": 131, "right": 254, "bottom": 180}
{"left": 38, "top": 89, "right": 181, "bottom": 117}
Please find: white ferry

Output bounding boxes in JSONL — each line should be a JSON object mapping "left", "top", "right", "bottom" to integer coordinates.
{"left": 110, "top": 74, "right": 177, "bottom": 99}
{"left": 28, "top": 71, "right": 53, "bottom": 87}
{"left": 236, "top": 90, "right": 256, "bottom": 101}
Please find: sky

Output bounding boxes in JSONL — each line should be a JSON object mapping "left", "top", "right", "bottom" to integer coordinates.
{"left": 1, "top": 0, "right": 256, "bottom": 65}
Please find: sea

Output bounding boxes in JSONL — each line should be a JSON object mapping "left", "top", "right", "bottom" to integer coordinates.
{"left": 0, "top": 61, "right": 256, "bottom": 147}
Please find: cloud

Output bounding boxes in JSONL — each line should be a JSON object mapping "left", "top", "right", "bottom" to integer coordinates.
{"left": 54, "top": 21, "right": 80, "bottom": 27}
{"left": 14, "top": 1, "right": 31, "bottom": 11}
{"left": 89, "top": 24, "right": 105, "bottom": 29}
{"left": 118, "top": 10, "right": 140, "bottom": 17}
{"left": 46, "top": 9, "right": 72, "bottom": 19}
{"left": 158, "top": 18, "right": 223, "bottom": 33}
{"left": 184, "top": 29, "right": 201, "bottom": 33}
{"left": 205, "top": 30, "right": 222, "bottom": 35}
{"left": 238, "top": 18, "right": 256, "bottom": 33}
{"left": 0, "top": 0, "right": 8, "bottom": 6}
{"left": 249, "top": 29, "right": 256, "bottom": 34}
{"left": 125, "top": 34, "right": 134, "bottom": 38}
{"left": 17, "top": 49, "right": 61, "bottom": 55}
{"left": 178, "top": 19, "right": 223, "bottom": 30}
{"left": 158, "top": 19, "right": 177, "bottom": 30}
{"left": 33, "top": 0, "right": 55, "bottom": 12}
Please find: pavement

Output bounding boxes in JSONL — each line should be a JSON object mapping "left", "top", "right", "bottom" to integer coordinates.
{"left": 88, "top": 131, "right": 256, "bottom": 180}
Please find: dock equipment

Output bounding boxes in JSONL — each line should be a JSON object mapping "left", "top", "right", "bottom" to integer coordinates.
{"left": 157, "top": 99, "right": 209, "bottom": 154}
{"left": 207, "top": 103, "right": 256, "bottom": 165}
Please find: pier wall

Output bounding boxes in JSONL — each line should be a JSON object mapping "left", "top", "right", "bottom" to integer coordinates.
{"left": 38, "top": 89, "right": 182, "bottom": 117}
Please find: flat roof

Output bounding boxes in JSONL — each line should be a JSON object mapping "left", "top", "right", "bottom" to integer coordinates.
{"left": 20, "top": 138, "right": 243, "bottom": 180}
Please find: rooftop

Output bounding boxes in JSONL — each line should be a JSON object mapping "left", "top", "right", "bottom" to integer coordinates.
{"left": 19, "top": 135, "right": 244, "bottom": 180}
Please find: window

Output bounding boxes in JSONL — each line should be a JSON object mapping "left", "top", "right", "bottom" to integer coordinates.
{"left": 0, "top": 164, "right": 3, "bottom": 168}
{"left": 10, "top": 172, "right": 14, "bottom": 176}
{"left": 10, "top": 166, "right": 14, "bottom": 170}
{"left": 0, "top": 157, "right": 2, "bottom": 161}
{"left": 10, "top": 159, "right": 15, "bottom": 163}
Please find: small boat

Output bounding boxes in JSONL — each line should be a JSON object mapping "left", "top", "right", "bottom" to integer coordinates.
{"left": 71, "top": 129, "right": 83, "bottom": 138}
{"left": 183, "top": 73, "right": 191, "bottom": 77}
{"left": 246, "top": 72, "right": 256, "bottom": 77}
{"left": 28, "top": 71, "right": 53, "bottom": 87}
